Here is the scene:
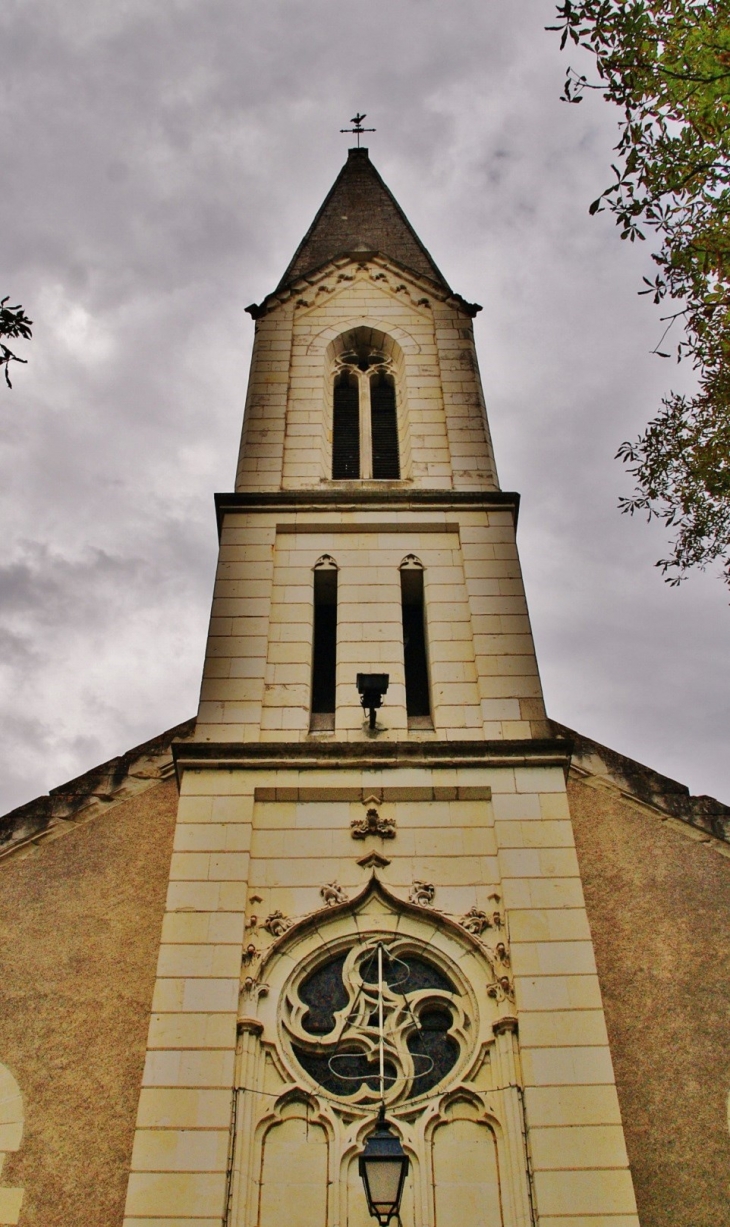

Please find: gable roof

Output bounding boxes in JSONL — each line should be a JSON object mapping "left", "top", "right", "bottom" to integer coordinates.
{"left": 2, "top": 716, "right": 728, "bottom": 866}
{"left": 277, "top": 147, "right": 451, "bottom": 293}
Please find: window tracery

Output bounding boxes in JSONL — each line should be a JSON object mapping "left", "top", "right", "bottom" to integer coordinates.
{"left": 331, "top": 327, "right": 401, "bottom": 480}
{"left": 281, "top": 937, "right": 469, "bottom": 1106}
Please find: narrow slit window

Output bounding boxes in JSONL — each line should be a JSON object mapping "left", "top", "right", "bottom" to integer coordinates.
{"left": 401, "top": 568, "right": 431, "bottom": 724}
{"left": 332, "top": 371, "right": 360, "bottom": 479}
{"left": 311, "top": 567, "right": 338, "bottom": 729}
{"left": 370, "top": 372, "right": 400, "bottom": 479}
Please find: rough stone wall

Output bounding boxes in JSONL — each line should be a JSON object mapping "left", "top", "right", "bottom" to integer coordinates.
{"left": 0, "top": 778, "right": 178, "bottom": 1227}
{"left": 567, "top": 771, "right": 730, "bottom": 1227}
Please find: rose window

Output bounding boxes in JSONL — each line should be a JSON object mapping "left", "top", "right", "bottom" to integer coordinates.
{"left": 282, "top": 939, "right": 469, "bottom": 1105}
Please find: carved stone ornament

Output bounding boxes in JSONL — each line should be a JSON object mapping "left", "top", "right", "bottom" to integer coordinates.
{"left": 491, "top": 941, "right": 511, "bottom": 969}
{"left": 459, "top": 906, "right": 492, "bottom": 936}
{"left": 263, "top": 910, "right": 293, "bottom": 938}
{"left": 487, "top": 975, "right": 515, "bottom": 1004}
{"left": 240, "top": 975, "right": 269, "bottom": 1001}
{"left": 356, "top": 850, "right": 391, "bottom": 870}
{"left": 321, "top": 881, "right": 348, "bottom": 907}
{"left": 409, "top": 880, "right": 435, "bottom": 907}
{"left": 350, "top": 807, "right": 396, "bottom": 840}
{"left": 492, "top": 1015, "right": 518, "bottom": 1037}
{"left": 488, "top": 891, "right": 504, "bottom": 929}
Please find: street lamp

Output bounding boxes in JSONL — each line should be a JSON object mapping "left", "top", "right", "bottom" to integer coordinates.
{"left": 357, "top": 673, "right": 389, "bottom": 729}
{"left": 359, "top": 1105, "right": 409, "bottom": 1225}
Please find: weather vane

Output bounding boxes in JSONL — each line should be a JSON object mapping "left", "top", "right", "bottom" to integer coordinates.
{"left": 340, "top": 112, "right": 376, "bottom": 148}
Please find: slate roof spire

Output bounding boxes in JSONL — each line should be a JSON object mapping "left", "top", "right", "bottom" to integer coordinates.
{"left": 277, "top": 147, "right": 451, "bottom": 293}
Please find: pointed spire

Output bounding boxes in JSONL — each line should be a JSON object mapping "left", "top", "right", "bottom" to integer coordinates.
{"left": 277, "top": 148, "right": 451, "bottom": 293}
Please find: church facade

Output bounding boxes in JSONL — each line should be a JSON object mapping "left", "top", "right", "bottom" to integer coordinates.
{"left": 2, "top": 147, "right": 730, "bottom": 1227}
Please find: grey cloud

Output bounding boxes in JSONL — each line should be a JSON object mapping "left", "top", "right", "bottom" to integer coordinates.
{"left": 0, "top": 0, "right": 727, "bottom": 813}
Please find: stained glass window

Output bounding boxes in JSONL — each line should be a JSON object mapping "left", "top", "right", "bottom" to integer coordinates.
{"left": 288, "top": 942, "right": 461, "bottom": 1102}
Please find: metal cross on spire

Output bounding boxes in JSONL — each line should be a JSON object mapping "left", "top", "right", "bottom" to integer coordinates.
{"left": 340, "top": 112, "right": 376, "bottom": 148}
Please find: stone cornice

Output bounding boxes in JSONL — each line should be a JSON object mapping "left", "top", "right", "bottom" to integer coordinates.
{"left": 215, "top": 488, "right": 520, "bottom": 536}
{"left": 172, "top": 737, "right": 572, "bottom": 782}
{"left": 245, "top": 252, "right": 482, "bottom": 321}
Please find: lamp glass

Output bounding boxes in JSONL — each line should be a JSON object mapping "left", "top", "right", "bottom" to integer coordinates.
{"left": 359, "top": 1110, "right": 409, "bottom": 1225}
{"left": 362, "top": 1158, "right": 403, "bottom": 1214}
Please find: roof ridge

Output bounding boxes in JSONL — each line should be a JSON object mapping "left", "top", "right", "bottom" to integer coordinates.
{"left": 0, "top": 716, "right": 195, "bottom": 862}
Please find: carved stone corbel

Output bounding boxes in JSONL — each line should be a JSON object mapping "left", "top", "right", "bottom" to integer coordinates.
{"left": 321, "top": 881, "right": 348, "bottom": 906}
{"left": 459, "top": 906, "right": 492, "bottom": 936}
{"left": 409, "top": 881, "right": 435, "bottom": 907}
{"left": 263, "top": 911, "right": 293, "bottom": 938}
{"left": 350, "top": 807, "right": 396, "bottom": 840}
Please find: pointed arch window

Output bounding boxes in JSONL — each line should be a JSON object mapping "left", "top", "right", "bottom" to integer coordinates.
{"left": 332, "top": 371, "right": 360, "bottom": 480}
{"left": 331, "top": 330, "right": 401, "bottom": 481}
{"left": 400, "top": 556, "right": 432, "bottom": 728}
{"left": 370, "top": 372, "right": 400, "bottom": 479}
{"left": 310, "top": 556, "right": 338, "bottom": 731}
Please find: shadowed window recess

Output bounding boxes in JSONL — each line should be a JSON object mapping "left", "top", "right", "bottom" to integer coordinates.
{"left": 370, "top": 372, "right": 400, "bottom": 479}
{"left": 310, "top": 559, "right": 338, "bottom": 730}
{"left": 330, "top": 328, "right": 401, "bottom": 481}
{"left": 332, "top": 370, "right": 360, "bottom": 479}
{"left": 400, "top": 564, "right": 432, "bottom": 726}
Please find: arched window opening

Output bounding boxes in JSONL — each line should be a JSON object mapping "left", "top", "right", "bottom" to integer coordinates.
{"left": 370, "top": 372, "right": 400, "bottom": 479}
{"left": 329, "top": 328, "right": 403, "bottom": 481}
{"left": 332, "top": 371, "right": 360, "bottom": 480}
{"left": 311, "top": 560, "right": 338, "bottom": 731}
{"left": 400, "top": 562, "right": 432, "bottom": 727}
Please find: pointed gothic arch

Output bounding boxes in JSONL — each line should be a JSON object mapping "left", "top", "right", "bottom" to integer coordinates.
{"left": 226, "top": 878, "right": 529, "bottom": 1227}
{"left": 327, "top": 327, "right": 404, "bottom": 481}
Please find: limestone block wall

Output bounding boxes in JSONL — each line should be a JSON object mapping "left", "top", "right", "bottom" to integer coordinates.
{"left": 234, "top": 257, "right": 498, "bottom": 495}
{"left": 195, "top": 505, "right": 547, "bottom": 743}
{"left": 122, "top": 759, "right": 639, "bottom": 1227}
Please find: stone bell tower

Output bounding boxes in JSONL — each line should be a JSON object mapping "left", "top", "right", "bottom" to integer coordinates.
{"left": 123, "top": 147, "right": 640, "bottom": 1227}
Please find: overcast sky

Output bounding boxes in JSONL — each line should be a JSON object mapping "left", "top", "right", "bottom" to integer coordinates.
{"left": 0, "top": 0, "right": 727, "bottom": 814}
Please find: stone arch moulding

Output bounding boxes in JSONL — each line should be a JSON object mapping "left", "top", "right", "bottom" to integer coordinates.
{"left": 313, "top": 554, "right": 338, "bottom": 571}
{"left": 427, "top": 1095, "right": 505, "bottom": 1227}
{"left": 252, "top": 1093, "right": 333, "bottom": 1227}
{"left": 223, "top": 877, "right": 533, "bottom": 1227}
{"left": 306, "top": 316, "right": 421, "bottom": 358}
{"left": 0, "top": 1062, "right": 24, "bottom": 1226}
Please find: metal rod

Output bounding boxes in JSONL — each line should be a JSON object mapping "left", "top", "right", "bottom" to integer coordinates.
{"left": 378, "top": 943, "right": 385, "bottom": 1100}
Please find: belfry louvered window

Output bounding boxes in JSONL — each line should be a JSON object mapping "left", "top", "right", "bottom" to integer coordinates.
{"left": 370, "top": 372, "right": 400, "bottom": 479}
{"left": 332, "top": 371, "right": 360, "bottom": 480}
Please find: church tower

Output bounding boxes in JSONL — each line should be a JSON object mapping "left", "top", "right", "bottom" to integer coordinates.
{"left": 122, "top": 147, "right": 640, "bottom": 1227}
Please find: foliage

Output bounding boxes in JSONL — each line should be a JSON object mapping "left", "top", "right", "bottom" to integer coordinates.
{"left": 0, "top": 297, "right": 32, "bottom": 388}
{"left": 549, "top": 0, "right": 730, "bottom": 585}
